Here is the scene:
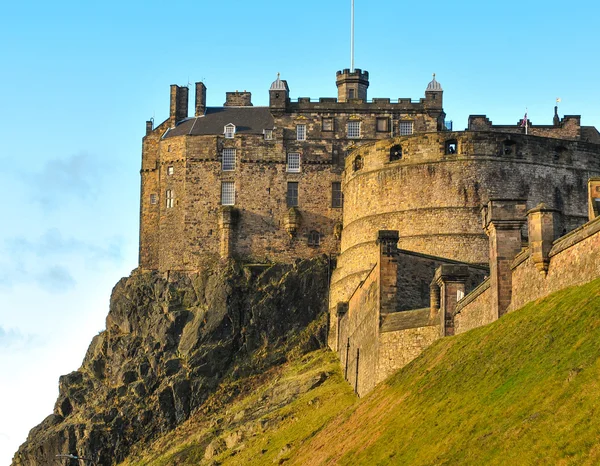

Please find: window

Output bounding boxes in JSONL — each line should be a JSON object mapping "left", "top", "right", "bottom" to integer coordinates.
{"left": 347, "top": 121, "right": 361, "bottom": 138}
{"left": 166, "top": 189, "right": 174, "bottom": 208}
{"left": 222, "top": 148, "right": 236, "bottom": 171}
{"left": 224, "top": 123, "right": 236, "bottom": 139}
{"left": 503, "top": 140, "right": 516, "bottom": 155}
{"left": 332, "top": 182, "right": 343, "bottom": 208}
{"left": 348, "top": 89, "right": 355, "bottom": 99}
{"left": 376, "top": 118, "right": 390, "bottom": 132}
{"left": 264, "top": 129, "right": 273, "bottom": 140}
{"left": 287, "top": 182, "right": 298, "bottom": 207}
{"left": 322, "top": 117, "right": 333, "bottom": 132}
{"left": 167, "top": 166, "right": 174, "bottom": 176}
{"left": 399, "top": 121, "right": 413, "bottom": 136}
{"left": 353, "top": 155, "right": 363, "bottom": 172}
{"left": 390, "top": 145, "right": 402, "bottom": 161}
{"left": 221, "top": 182, "right": 235, "bottom": 205}
{"left": 445, "top": 139, "right": 458, "bottom": 155}
{"left": 296, "top": 124, "right": 306, "bottom": 141}
{"left": 308, "top": 230, "right": 320, "bottom": 247}
{"left": 287, "top": 153, "right": 301, "bottom": 173}
{"left": 150, "top": 193, "right": 158, "bottom": 205}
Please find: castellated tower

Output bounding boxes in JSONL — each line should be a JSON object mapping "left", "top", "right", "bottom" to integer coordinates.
{"left": 336, "top": 68, "right": 369, "bottom": 102}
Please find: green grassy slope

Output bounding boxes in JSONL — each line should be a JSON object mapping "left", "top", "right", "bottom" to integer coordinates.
{"left": 122, "top": 278, "right": 600, "bottom": 466}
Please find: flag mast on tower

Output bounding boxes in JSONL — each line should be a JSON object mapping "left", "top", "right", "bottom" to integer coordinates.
{"left": 351, "top": 0, "right": 355, "bottom": 72}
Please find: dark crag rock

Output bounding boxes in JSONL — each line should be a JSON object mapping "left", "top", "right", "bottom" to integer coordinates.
{"left": 12, "top": 257, "right": 329, "bottom": 466}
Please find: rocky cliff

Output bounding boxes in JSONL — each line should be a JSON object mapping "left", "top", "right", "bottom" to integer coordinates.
{"left": 12, "top": 257, "right": 329, "bottom": 466}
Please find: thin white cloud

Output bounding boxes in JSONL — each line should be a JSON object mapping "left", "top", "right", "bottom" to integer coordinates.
{"left": 0, "top": 326, "right": 41, "bottom": 349}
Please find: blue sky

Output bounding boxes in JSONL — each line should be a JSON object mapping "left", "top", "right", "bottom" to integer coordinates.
{"left": 1, "top": 0, "right": 599, "bottom": 463}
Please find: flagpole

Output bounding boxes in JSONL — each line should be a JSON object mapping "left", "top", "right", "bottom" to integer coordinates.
{"left": 525, "top": 107, "right": 528, "bottom": 135}
{"left": 351, "top": 0, "right": 355, "bottom": 72}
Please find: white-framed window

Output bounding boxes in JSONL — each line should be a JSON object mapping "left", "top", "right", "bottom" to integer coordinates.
{"left": 399, "top": 121, "right": 413, "bottom": 136}
{"left": 221, "top": 181, "right": 235, "bottom": 205}
{"left": 150, "top": 193, "right": 158, "bottom": 205}
{"left": 296, "top": 124, "right": 306, "bottom": 141}
{"left": 166, "top": 189, "right": 174, "bottom": 208}
{"left": 287, "top": 153, "right": 301, "bottom": 173}
{"left": 167, "top": 166, "right": 174, "bottom": 176}
{"left": 264, "top": 129, "right": 273, "bottom": 140}
{"left": 347, "top": 121, "right": 361, "bottom": 138}
{"left": 224, "top": 123, "right": 236, "bottom": 139}
{"left": 222, "top": 148, "right": 236, "bottom": 171}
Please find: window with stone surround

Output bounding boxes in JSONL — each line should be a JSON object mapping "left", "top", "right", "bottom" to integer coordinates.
{"left": 167, "top": 166, "right": 174, "bottom": 176}
{"left": 331, "top": 182, "right": 343, "bottom": 208}
{"left": 399, "top": 121, "right": 413, "bottom": 136}
{"left": 286, "top": 182, "right": 298, "bottom": 207}
{"left": 222, "top": 149, "right": 236, "bottom": 171}
{"left": 224, "top": 123, "right": 236, "bottom": 139}
{"left": 308, "top": 230, "right": 320, "bottom": 247}
{"left": 445, "top": 139, "right": 457, "bottom": 154}
{"left": 150, "top": 193, "right": 158, "bottom": 205}
{"left": 264, "top": 129, "right": 273, "bottom": 140}
{"left": 353, "top": 155, "right": 363, "bottom": 172}
{"left": 166, "top": 189, "right": 174, "bottom": 208}
{"left": 348, "top": 89, "right": 355, "bottom": 99}
{"left": 221, "top": 182, "right": 235, "bottom": 206}
{"left": 322, "top": 117, "right": 333, "bottom": 132}
{"left": 376, "top": 118, "right": 390, "bottom": 132}
{"left": 287, "top": 153, "right": 301, "bottom": 173}
{"left": 390, "top": 145, "right": 402, "bottom": 161}
{"left": 347, "top": 121, "right": 361, "bottom": 138}
{"left": 296, "top": 124, "right": 306, "bottom": 141}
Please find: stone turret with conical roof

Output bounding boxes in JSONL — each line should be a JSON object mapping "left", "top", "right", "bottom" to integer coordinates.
{"left": 269, "top": 73, "right": 289, "bottom": 112}
{"left": 425, "top": 73, "right": 443, "bottom": 109}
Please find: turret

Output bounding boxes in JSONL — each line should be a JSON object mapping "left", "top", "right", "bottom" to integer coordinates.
{"left": 336, "top": 68, "right": 369, "bottom": 102}
{"left": 269, "top": 73, "right": 289, "bottom": 112}
{"left": 424, "top": 73, "right": 443, "bottom": 108}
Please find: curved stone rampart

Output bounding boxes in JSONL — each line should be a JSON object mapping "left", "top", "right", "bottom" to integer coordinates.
{"left": 328, "top": 131, "right": 600, "bottom": 348}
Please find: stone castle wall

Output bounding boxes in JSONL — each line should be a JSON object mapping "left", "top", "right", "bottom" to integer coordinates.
{"left": 328, "top": 131, "right": 600, "bottom": 348}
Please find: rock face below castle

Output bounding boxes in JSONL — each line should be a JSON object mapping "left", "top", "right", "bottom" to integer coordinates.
{"left": 12, "top": 259, "right": 329, "bottom": 466}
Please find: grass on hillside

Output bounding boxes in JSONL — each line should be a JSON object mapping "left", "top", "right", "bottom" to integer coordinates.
{"left": 122, "top": 277, "right": 600, "bottom": 466}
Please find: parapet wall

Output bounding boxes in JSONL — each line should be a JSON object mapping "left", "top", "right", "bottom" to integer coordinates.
{"left": 509, "top": 215, "right": 600, "bottom": 311}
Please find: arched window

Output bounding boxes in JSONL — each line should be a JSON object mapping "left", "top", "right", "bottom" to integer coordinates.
{"left": 353, "top": 155, "right": 363, "bottom": 172}
{"left": 308, "top": 230, "right": 321, "bottom": 247}
{"left": 390, "top": 145, "right": 402, "bottom": 161}
{"left": 503, "top": 139, "right": 516, "bottom": 155}
{"left": 445, "top": 139, "right": 457, "bottom": 155}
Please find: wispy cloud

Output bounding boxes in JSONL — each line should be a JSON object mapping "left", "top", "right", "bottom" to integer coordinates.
{"left": 0, "top": 326, "right": 41, "bottom": 350}
{"left": 25, "top": 153, "right": 108, "bottom": 209}
{"left": 0, "top": 229, "right": 123, "bottom": 293}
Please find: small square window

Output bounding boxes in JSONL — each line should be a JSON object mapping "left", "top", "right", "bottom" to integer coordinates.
{"left": 264, "top": 129, "right": 273, "bottom": 140}
{"left": 222, "top": 148, "right": 236, "bottom": 171}
{"left": 166, "top": 189, "right": 174, "bottom": 208}
{"left": 348, "top": 89, "right": 355, "bottom": 99}
{"left": 347, "top": 121, "right": 361, "bottom": 138}
{"left": 221, "top": 182, "right": 235, "bottom": 205}
{"left": 399, "top": 121, "right": 413, "bottom": 136}
{"left": 296, "top": 124, "right": 306, "bottom": 141}
{"left": 287, "top": 153, "right": 301, "bottom": 173}
{"left": 322, "top": 118, "right": 333, "bottom": 132}
{"left": 287, "top": 182, "right": 298, "bottom": 207}
{"left": 376, "top": 118, "right": 389, "bottom": 132}
{"left": 308, "top": 230, "right": 321, "bottom": 247}
{"left": 150, "top": 193, "right": 158, "bottom": 205}
{"left": 331, "top": 182, "right": 343, "bottom": 208}
{"left": 167, "top": 166, "right": 174, "bottom": 176}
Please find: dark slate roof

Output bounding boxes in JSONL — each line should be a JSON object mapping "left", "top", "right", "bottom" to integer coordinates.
{"left": 581, "top": 126, "right": 600, "bottom": 144}
{"left": 164, "top": 107, "right": 274, "bottom": 138}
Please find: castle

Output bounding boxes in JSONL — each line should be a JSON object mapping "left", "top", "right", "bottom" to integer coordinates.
{"left": 139, "top": 69, "right": 600, "bottom": 395}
